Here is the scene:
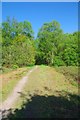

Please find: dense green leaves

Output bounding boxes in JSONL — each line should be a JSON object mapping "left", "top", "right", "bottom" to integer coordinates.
{"left": 36, "top": 21, "right": 79, "bottom": 66}
{"left": 2, "top": 17, "right": 34, "bottom": 46}
{"left": 2, "top": 18, "right": 79, "bottom": 67}
{"left": 3, "top": 35, "right": 35, "bottom": 67}
{"left": 2, "top": 17, "right": 35, "bottom": 68}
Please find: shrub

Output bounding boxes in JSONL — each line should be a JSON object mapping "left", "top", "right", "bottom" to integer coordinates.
{"left": 12, "top": 65, "right": 19, "bottom": 69}
{"left": 53, "top": 56, "right": 65, "bottom": 66}
{"left": 2, "top": 35, "right": 35, "bottom": 67}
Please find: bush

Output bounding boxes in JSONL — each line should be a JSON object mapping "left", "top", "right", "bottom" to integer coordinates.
{"left": 62, "top": 48, "right": 78, "bottom": 66}
{"left": 53, "top": 56, "right": 65, "bottom": 66}
{"left": 12, "top": 65, "right": 19, "bottom": 69}
{"left": 2, "top": 35, "right": 35, "bottom": 67}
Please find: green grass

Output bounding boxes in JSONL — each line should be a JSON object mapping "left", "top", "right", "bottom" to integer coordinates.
{"left": 0, "top": 66, "right": 34, "bottom": 102}
{"left": 54, "top": 66, "right": 78, "bottom": 78}
{"left": 55, "top": 66, "right": 79, "bottom": 87}
{"left": 0, "top": 67, "right": 16, "bottom": 74}
{"left": 13, "top": 66, "right": 79, "bottom": 111}
{"left": 2, "top": 65, "right": 79, "bottom": 118}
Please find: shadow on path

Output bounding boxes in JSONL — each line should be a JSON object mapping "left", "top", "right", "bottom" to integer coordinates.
{"left": 2, "top": 91, "right": 80, "bottom": 119}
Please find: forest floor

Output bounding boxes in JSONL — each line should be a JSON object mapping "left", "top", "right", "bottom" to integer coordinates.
{"left": 0, "top": 65, "right": 79, "bottom": 119}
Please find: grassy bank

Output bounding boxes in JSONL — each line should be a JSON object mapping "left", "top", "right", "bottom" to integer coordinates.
{"left": 0, "top": 66, "right": 33, "bottom": 102}
{"left": 12, "top": 65, "right": 79, "bottom": 118}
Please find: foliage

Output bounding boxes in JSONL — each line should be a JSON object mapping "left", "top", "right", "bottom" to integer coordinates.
{"left": 3, "top": 35, "right": 35, "bottom": 67}
{"left": 2, "top": 17, "right": 35, "bottom": 68}
{"left": 2, "top": 17, "right": 34, "bottom": 46}
{"left": 2, "top": 18, "right": 79, "bottom": 67}
{"left": 12, "top": 65, "right": 19, "bottom": 69}
{"left": 36, "top": 20, "right": 79, "bottom": 66}
{"left": 53, "top": 56, "right": 65, "bottom": 66}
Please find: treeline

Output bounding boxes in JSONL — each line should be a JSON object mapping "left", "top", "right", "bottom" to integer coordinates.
{"left": 1, "top": 17, "right": 79, "bottom": 68}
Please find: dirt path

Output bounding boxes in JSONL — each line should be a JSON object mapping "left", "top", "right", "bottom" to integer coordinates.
{"left": 0, "top": 66, "right": 38, "bottom": 111}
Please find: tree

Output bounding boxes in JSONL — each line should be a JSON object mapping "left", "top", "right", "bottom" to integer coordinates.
{"left": 2, "top": 17, "right": 34, "bottom": 46}
{"left": 3, "top": 34, "right": 35, "bottom": 67}
{"left": 36, "top": 20, "right": 63, "bottom": 65}
{"left": 2, "top": 17, "right": 35, "bottom": 67}
{"left": 36, "top": 20, "right": 79, "bottom": 66}
{"left": 2, "top": 17, "right": 79, "bottom": 67}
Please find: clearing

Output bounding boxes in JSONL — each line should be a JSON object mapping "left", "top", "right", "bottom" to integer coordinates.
{"left": 1, "top": 65, "right": 79, "bottom": 118}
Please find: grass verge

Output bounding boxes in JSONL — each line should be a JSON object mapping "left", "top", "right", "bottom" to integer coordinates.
{"left": 14, "top": 66, "right": 79, "bottom": 109}
{"left": 0, "top": 66, "right": 34, "bottom": 102}
{"left": 2, "top": 66, "right": 79, "bottom": 118}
